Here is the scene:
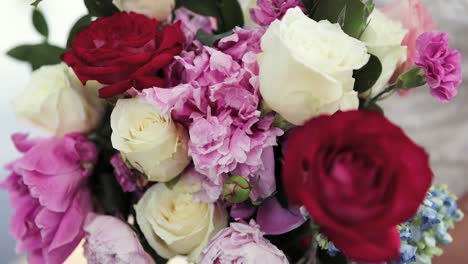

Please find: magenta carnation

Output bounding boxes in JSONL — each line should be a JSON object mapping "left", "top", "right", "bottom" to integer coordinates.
{"left": 141, "top": 28, "right": 282, "bottom": 201}
{"left": 415, "top": 32, "right": 462, "bottom": 102}
{"left": 110, "top": 153, "right": 140, "bottom": 193}
{"left": 84, "top": 214, "right": 154, "bottom": 264}
{"left": 1, "top": 133, "right": 96, "bottom": 264}
{"left": 199, "top": 220, "right": 289, "bottom": 263}
{"left": 250, "top": 0, "right": 304, "bottom": 27}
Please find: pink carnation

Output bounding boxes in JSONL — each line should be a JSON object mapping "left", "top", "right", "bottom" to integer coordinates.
{"left": 250, "top": 0, "right": 304, "bottom": 27}
{"left": 84, "top": 214, "right": 154, "bottom": 264}
{"left": 199, "top": 220, "right": 288, "bottom": 264}
{"left": 141, "top": 28, "right": 282, "bottom": 201}
{"left": 383, "top": 0, "right": 438, "bottom": 82}
{"left": 1, "top": 133, "right": 96, "bottom": 264}
{"left": 415, "top": 32, "right": 462, "bottom": 102}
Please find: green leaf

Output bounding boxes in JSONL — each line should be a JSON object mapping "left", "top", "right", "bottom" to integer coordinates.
{"left": 7, "top": 44, "right": 65, "bottom": 70}
{"left": 196, "top": 30, "right": 233, "bottom": 47}
{"left": 342, "top": 0, "right": 374, "bottom": 38}
{"left": 165, "top": 175, "right": 181, "bottom": 190}
{"left": 67, "top": 15, "right": 92, "bottom": 49}
{"left": 177, "top": 0, "right": 244, "bottom": 32}
{"left": 312, "top": 0, "right": 374, "bottom": 38}
{"left": 32, "top": 9, "right": 48, "bottom": 38}
{"left": 84, "top": 0, "right": 118, "bottom": 17}
{"left": 353, "top": 54, "right": 382, "bottom": 93}
{"left": 31, "top": 0, "right": 43, "bottom": 7}
{"left": 301, "top": 0, "right": 316, "bottom": 13}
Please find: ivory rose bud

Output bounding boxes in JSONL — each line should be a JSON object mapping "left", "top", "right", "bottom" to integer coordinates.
{"left": 135, "top": 181, "right": 227, "bottom": 262}
{"left": 12, "top": 63, "right": 104, "bottom": 137}
{"left": 113, "top": 0, "right": 175, "bottom": 21}
{"left": 258, "top": 8, "right": 369, "bottom": 125}
{"left": 360, "top": 9, "right": 408, "bottom": 95}
{"left": 111, "top": 97, "right": 190, "bottom": 182}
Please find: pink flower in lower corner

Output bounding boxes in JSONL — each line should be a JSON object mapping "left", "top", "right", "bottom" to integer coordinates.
{"left": 415, "top": 32, "right": 462, "bottom": 102}
{"left": 383, "top": 0, "right": 438, "bottom": 82}
{"left": 199, "top": 220, "right": 289, "bottom": 264}
{"left": 84, "top": 214, "right": 154, "bottom": 264}
{"left": 1, "top": 133, "right": 97, "bottom": 264}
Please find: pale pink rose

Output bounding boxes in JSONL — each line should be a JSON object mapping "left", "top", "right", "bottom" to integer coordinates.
{"left": 383, "top": 0, "right": 438, "bottom": 82}
{"left": 199, "top": 220, "right": 289, "bottom": 264}
{"left": 84, "top": 214, "right": 154, "bottom": 264}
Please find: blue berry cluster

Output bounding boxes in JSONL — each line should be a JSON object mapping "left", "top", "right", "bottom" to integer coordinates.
{"left": 316, "top": 185, "right": 464, "bottom": 264}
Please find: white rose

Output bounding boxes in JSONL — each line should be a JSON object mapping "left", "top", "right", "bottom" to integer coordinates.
{"left": 111, "top": 97, "right": 190, "bottom": 182}
{"left": 258, "top": 8, "right": 370, "bottom": 125}
{"left": 113, "top": 0, "right": 175, "bottom": 21}
{"left": 12, "top": 63, "right": 104, "bottom": 137}
{"left": 135, "top": 181, "right": 227, "bottom": 262}
{"left": 360, "top": 9, "right": 407, "bottom": 95}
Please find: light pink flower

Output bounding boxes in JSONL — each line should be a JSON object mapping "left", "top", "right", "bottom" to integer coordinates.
{"left": 84, "top": 214, "right": 154, "bottom": 264}
{"left": 415, "top": 32, "right": 462, "bottom": 102}
{"left": 141, "top": 28, "right": 282, "bottom": 201}
{"left": 383, "top": 0, "right": 437, "bottom": 81}
{"left": 199, "top": 220, "right": 289, "bottom": 264}
{"left": 1, "top": 133, "right": 96, "bottom": 264}
{"left": 250, "top": 0, "right": 304, "bottom": 27}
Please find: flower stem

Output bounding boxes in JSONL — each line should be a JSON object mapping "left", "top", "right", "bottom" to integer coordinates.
{"left": 365, "top": 83, "right": 398, "bottom": 108}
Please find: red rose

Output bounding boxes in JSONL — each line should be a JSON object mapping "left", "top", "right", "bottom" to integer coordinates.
{"left": 283, "top": 111, "right": 432, "bottom": 262}
{"left": 62, "top": 12, "right": 184, "bottom": 98}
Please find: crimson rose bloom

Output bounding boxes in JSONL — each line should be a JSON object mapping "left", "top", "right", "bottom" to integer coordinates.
{"left": 62, "top": 12, "right": 184, "bottom": 98}
{"left": 283, "top": 111, "right": 432, "bottom": 262}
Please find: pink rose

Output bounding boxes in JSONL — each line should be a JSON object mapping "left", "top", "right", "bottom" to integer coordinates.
{"left": 1, "top": 133, "right": 97, "bottom": 264}
{"left": 84, "top": 214, "right": 154, "bottom": 264}
{"left": 383, "top": 0, "right": 437, "bottom": 82}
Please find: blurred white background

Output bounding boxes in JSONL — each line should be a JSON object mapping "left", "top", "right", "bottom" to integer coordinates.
{"left": 0, "top": 0, "right": 467, "bottom": 263}
{"left": 0, "top": 0, "right": 86, "bottom": 261}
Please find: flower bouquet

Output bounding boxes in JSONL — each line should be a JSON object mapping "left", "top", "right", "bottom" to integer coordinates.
{"left": 3, "top": 0, "right": 465, "bottom": 263}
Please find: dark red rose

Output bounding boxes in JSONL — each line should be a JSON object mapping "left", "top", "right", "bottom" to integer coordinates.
{"left": 62, "top": 12, "right": 184, "bottom": 98}
{"left": 283, "top": 111, "right": 433, "bottom": 262}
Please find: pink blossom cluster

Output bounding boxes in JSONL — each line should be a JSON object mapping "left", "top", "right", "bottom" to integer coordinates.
{"left": 141, "top": 28, "right": 283, "bottom": 200}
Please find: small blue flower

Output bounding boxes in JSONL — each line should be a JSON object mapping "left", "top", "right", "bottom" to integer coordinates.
{"left": 421, "top": 207, "right": 441, "bottom": 231}
{"left": 327, "top": 242, "right": 340, "bottom": 257}
{"left": 400, "top": 243, "right": 417, "bottom": 263}
{"left": 400, "top": 226, "right": 412, "bottom": 241}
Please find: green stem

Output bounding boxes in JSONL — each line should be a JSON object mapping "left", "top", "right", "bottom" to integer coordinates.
{"left": 366, "top": 83, "right": 397, "bottom": 107}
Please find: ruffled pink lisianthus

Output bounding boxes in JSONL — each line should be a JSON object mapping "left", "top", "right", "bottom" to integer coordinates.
{"left": 84, "top": 214, "right": 154, "bottom": 264}
{"left": 383, "top": 0, "right": 438, "bottom": 82}
{"left": 250, "top": 0, "right": 304, "bottom": 27}
{"left": 141, "top": 28, "right": 282, "bottom": 201}
{"left": 415, "top": 32, "right": 462, "bottom": 102}
{"left": 1, "top": 133, "right": 96, "bottom": 264}
{"left": 199, "top": 220, "right": 289, "bottom": 263}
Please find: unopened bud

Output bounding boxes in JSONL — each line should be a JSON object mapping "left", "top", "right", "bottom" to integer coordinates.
{"left": 396, "top": 66, "right": 427, "bottom": 90}
{"left": 223, "top": 176, "right": 251, "bottom": 203}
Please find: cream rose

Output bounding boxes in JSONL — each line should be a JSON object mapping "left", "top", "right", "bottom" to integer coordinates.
{"left": 135, "top": 181, "right": 227, "bottom": 262}
{"left": 12, "top": 63, "right": 104, "bottom": 137}
{"left": 360, "top": 9, "right": 408, "bottom": 95}
{"left": 258, "top": 8, "right": 370, "bottom": 125}
{"left": 113, "top": 0, "right": 175, "bottom": 21}
{"left": 110, "top": 97, "right": 190, "bottom": 182}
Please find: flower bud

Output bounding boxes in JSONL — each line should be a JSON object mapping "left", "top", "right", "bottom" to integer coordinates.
{"left": 223, "top": 176, "right": 251, "bottom": 203}
{"left": 396, "top": 66, "right": 427, "bottom": 90}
